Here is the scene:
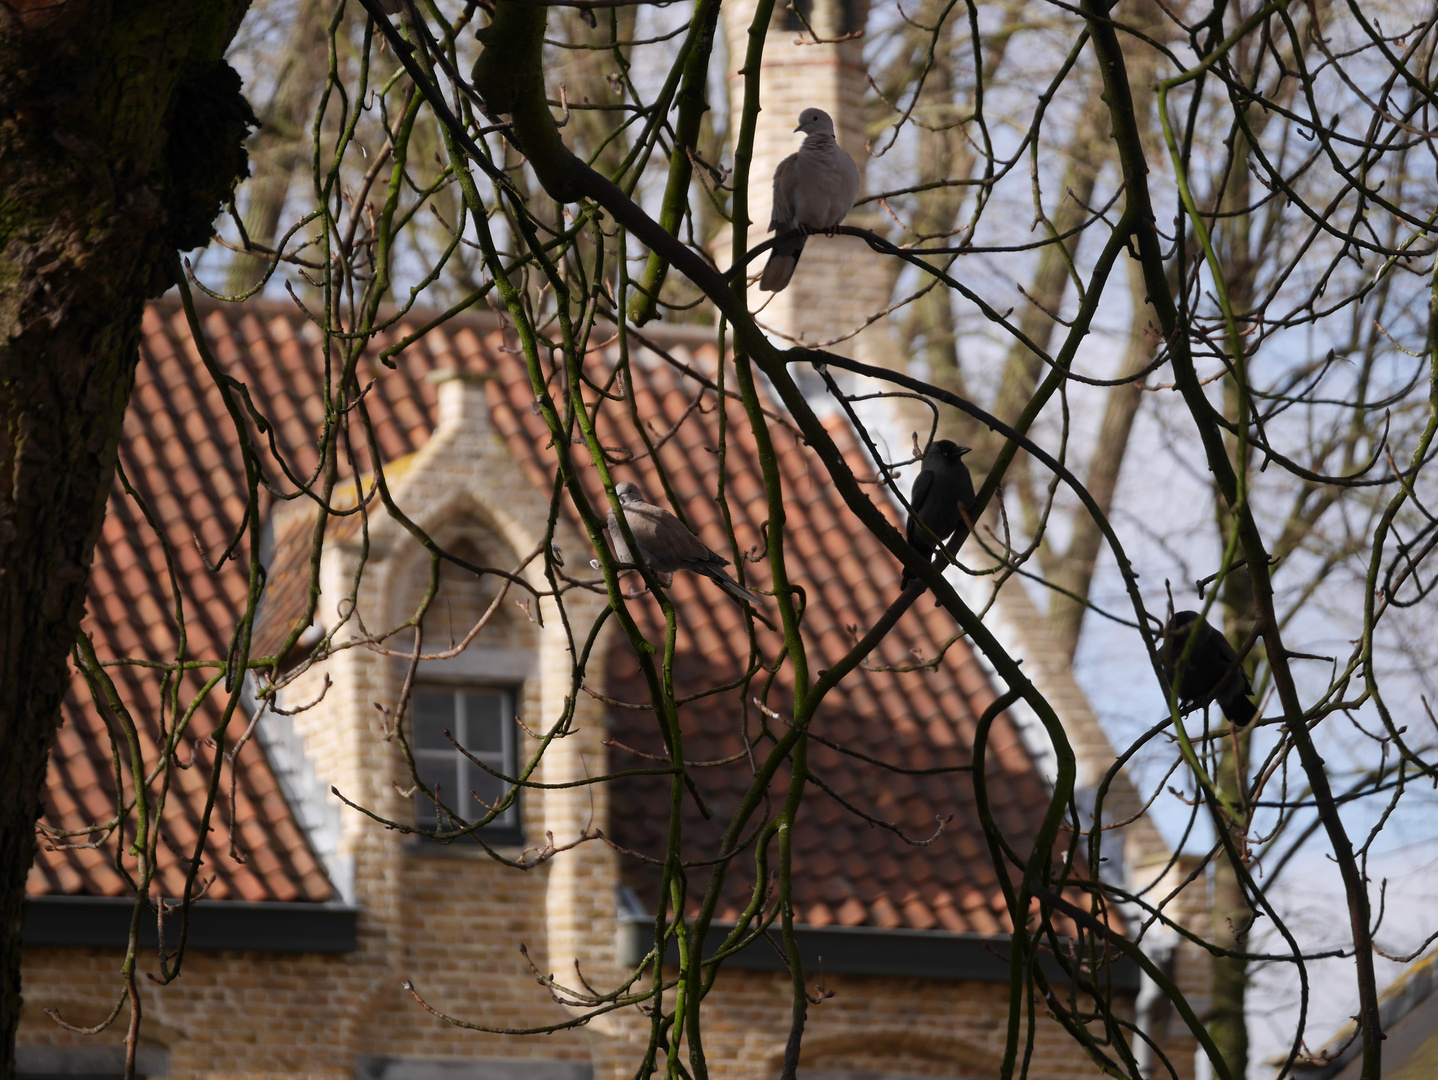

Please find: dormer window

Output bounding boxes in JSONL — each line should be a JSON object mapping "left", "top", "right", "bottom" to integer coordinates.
{"left": 400, "top": 530, "right": 533, "bottom": 847}
{"left": 412, "top": 683, "right": 521, "bottom": 840}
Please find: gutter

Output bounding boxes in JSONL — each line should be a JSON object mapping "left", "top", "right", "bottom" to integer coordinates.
{"left": 22, "top": 895, "right": 359, "bottom": 954}
{"left": 617, "top": 914, "right": 1140, "bottom": 991}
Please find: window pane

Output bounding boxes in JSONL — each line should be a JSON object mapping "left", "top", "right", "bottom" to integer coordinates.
{"left": 464, "top": 765, "right": 507, "bottom": 818}
{"left": 415, "top": 751, "right": 457, "bottom": 797}
{"left": 410, "top": 684, "right": 518, "bottom": 833}
{"left": 413, "top": 691, "right": 456, "bottom": 750}
{"left": 462, "top": 690, "right": 506, "bottom": 754}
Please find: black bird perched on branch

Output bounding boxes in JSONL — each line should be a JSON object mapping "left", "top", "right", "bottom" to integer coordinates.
{"left": 902, "top": 440, "right": 975, "bottom": 587}
{"left": 1160, "top": 610, "right": 1258, "bottom": 726}
{"left": 606, "top": 481, "right": 764, "bottom": 607}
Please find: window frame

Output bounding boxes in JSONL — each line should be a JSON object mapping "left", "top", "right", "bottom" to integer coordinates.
{"left": 409, "top": 680, "right": 523, "bottom": 845}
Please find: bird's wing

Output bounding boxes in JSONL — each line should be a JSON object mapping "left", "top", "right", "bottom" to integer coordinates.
{"left": 1221, "top": 694, "right": 1258, "bottom": 727}
{"left": 699, "top": 565, "right": 764, "bottom": 606}
{"left": 836, "top": 146, "right": 861, "bottom": 214}
{"left": 906, "top": 469, "right": 936, "bottom": 539}
{"left": 1209, "top": 625, "right": 1255, "bottom": 696}
{"left": 790, "top": 142, "right": 862, "bottom": 230}
{"left": 631, "top": 503, "right": 726, "bottom": 570}
{"left": 607, "top": 509, "right": 633, "bottom": 564}
{"left": 769, "top": 153, "right": 800, "bottom": 232}
{"left": 956, "top": 466, "right": 977, "bottom": 518}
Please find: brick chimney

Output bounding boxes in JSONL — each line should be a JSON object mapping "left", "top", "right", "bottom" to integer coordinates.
{"left": 724, "top": 0, "right": 896, "bottom": 380}
{"left": 429, "top": 367, "right": 497, "bottom": 450}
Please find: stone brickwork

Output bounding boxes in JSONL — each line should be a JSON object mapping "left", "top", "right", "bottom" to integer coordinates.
{"left": 20, "top": 917, "right": 591, "bottom": 1078}
{"left": 19, "top": 948, "right": 1124, "bottom": 1080}
{"left": 19, "top": 373, "right": 602, "bottom": 1079}
{"left": 595, "top": 967, "right": 1130, "bottom": 1080}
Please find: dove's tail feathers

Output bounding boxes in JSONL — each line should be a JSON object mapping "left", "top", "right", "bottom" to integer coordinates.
{"left": 1221, "top": 694, "right": 1258, "bottom": 728}
{"left": 758, "top": 236, "right": 808, "bottom": 292}
{"left": 759, "top": 254, "right": 797, "bottom": 292}
{"left": 702, "top": 567, "right": 764, "bottom": 606}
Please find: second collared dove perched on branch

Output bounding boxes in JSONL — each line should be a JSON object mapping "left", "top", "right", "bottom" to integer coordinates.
{"left": 758, "top": 108, "right": 861, "bottom": 293}
{"left": 606, "top": 481, "right": 764, "bottom": 606}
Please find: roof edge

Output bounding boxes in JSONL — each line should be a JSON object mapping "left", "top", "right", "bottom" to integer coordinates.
{"left": 22, "top": 894, "right": 359, "bottom": 954}
{"left": 617, "top": 915, "right": 1140, "bottom": 990}
{"left": 149, "top": 292, "right": 724, "bottom": 354}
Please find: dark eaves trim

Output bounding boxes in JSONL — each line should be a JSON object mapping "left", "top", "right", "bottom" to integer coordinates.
{"left": 22, "top": 895, "right": 359, "bottom": 954}
{"left": 617, "top": 915, "right": 1140, "bottom": 993}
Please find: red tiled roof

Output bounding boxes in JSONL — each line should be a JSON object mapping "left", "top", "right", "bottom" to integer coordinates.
{"left": 34, "top": 298, "right": 1056, "bottom": 935}
{"left": 29, "top": 303, "right": 337, "bottom": 903}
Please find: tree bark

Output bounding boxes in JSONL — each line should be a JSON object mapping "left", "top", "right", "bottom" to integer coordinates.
{"left": 0, "top": 4, "right": 253, "bottom": 1075}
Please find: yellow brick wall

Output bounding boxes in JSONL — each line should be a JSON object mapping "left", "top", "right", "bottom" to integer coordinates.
{"left": 19, "top": 934, "right": 590, "bottom": 1080}
{"left": 581, "top": 964, "right": 1140, "bottom": 1080}
{"left": 19, "top": 945, "right": 1157, "bottom": 1080}
{"left": 18, "top": 374, "right": 602, "bottom": 1079}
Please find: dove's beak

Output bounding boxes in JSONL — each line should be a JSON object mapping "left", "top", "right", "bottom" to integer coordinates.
{"left": 793, "top": 124, "right": 802, "bottom": 132}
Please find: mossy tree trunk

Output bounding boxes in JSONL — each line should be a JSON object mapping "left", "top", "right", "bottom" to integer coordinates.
{"left": 0, "top": 4, "right": 254, "bottom": 1075}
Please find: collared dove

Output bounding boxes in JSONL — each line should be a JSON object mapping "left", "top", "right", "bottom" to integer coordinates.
{"left": 758, "top": 108, "right": 862, "bottom": 293}
{"left": 901, "top": 440, "right": 975, "bottom": 587}
{"left": 1160, "top": 610, "right": 1258, "bottom": 726}
{"left": 606, "top": 481, "right": 763, "bottom": 606}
